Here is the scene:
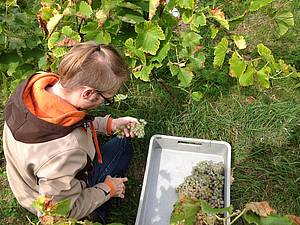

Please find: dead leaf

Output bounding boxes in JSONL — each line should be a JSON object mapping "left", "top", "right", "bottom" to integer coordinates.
{"left": 55, "top": 38, "right": 80, "bottom": 47}
{"left": 211, "top": 8, "right": 225, "bottom": 19}
{"left": 288, "top": 215, "right": 300, "bottom": 225}
{"left": 245, "top": 96, "right": 256, "bottom": 104}
{"left": 38, "top": 14, "right": 49, "bottom": 37}
{"left": 245, "top": 201, "right": 276, "bottom": 217}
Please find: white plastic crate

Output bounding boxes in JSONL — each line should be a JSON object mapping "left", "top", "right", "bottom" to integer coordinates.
{"left": 135, "top": 135, "right": 231, "bottom": 225}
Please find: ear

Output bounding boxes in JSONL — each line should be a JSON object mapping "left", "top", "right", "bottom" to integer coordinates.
{"left": 81, "top": 88, "right": 94, "bottom": 99}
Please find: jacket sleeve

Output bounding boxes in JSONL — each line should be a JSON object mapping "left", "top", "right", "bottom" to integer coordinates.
{"left": 92, "top": 115, "right": 111, "bottom": 135}
{"left": 36, "top": 148, "right": 111, "bottom": 219}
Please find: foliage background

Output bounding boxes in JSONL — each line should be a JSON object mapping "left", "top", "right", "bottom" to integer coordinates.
{"left": 0, "top": 0, "right": 299, "bottom": 224}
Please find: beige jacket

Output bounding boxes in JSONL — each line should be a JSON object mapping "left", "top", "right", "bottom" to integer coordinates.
{"left": 3, "top": 73, "right": 114, "bottom": 219}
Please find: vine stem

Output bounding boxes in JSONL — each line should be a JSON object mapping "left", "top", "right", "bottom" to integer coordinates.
{"left": 229, "top": 208, "right": 247, "bottom": 224}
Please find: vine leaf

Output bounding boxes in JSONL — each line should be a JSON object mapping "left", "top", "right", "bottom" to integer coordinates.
{"left": 181, "top": 31, "right": 202, "bottom": 50}
{"left": 257, "top": 66, "right": 271, "bottom": 88}
{"left": 249, "top": 0, "right": 274, "bottom": 12}
{"left": 213, "top": 37, "right": 228, "bottom": 68}
{"left": 211, "top": 8, "right": 229, "bottom": 30}
{"left": 170, "top": 196, "right": 201, "bottom": 225}
{"left": 169, "top": 65, "right": 194, "bottom": 87}
{"left": 190, "top": 13, "right": 206, "bottom": 31}
{"left": 192, "top": 91, "right": 203, "bottom": 101}
{"left": 257, "top": 44, "right": 275, "bottom": 69}
{"left": 95, "top": 9, "right": 108, "bottom": 26}
{"left": 135, "top": 21, "right": 165, "bottom": 55}
{"left": 243, "top": 212, "right": 294, "bottom": 225}
{"left": 177, "top": 0, "right": 194, "bottom": 10}
{"left": 288, "top": 215, "right": 300, "bottom": 225}
{"left": 245, "top": 202, "right": 276, "bottom": 217}
{"left": 239, "top": 63, "right": 255, "bottom": 86}
{"left": 210, "top": 25, "right": 219, "bottom": 39}
{"left": 229, "top": 51, "right": 246, "bottom": 78}
{"left": 232, "top": 35, "right": 246, "bottom": 49}
{"left": 274, "top": 11, "right": 294, "bottom": 37}
{"left": 200, "top": 199, "right": 234, "bottom": 215}
{"left": 48, "top": 32, "right": 61, "bottom": 49}
{"left": 61, "top": 26, "right": 81, "bottom": 41}
{"left": 151, "top": 42, "right": 170, "bottom": 64}
{"left": 125, "top": 38, "right": 146, "bottom": 64}
{"left": 149, "top": 0, "right": 160, "bottom": 20}
{"left": 47, "top": 13, "right": 63, "bottom": 36}
{"left": 133, "top": 64, "right": 154, "bottom": 81}
{"left": 77, "top": 1, "right": 93, "bottom": 18}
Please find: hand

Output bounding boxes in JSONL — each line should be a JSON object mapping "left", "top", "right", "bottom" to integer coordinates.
{"left": 112, "top": 116, "right": 139, "bottom": 138}
{"left": 104, "top": 175, "right": 128, "bottom": 198}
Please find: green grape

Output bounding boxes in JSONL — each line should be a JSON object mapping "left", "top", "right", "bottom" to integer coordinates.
{"left": 114, "top": 119, "right": 147, "bottom": 138}
{"left": 176, "top": 160, "right": 225, "bottom": 209}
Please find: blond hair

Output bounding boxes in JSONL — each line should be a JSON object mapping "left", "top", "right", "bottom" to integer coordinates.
{"left": 58, "top": 42, "right": 129, "bottom": 93}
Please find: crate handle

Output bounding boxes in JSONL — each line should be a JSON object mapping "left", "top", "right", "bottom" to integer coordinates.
{"left": 177, "top": 140, "right": 203, "bottom": 146}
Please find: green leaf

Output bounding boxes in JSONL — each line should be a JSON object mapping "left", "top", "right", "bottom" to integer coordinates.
{"left": 257, "top": 66, "right": 271, "bottom": 88}
{"left": 169, "top": 64, "right": 180, "bottom": 77}
{"left": 213, "top": 37, "right": 228, "bottom": 68}
{"left": 182, "top": 11, "right": 193, "bottom": 24}
{"left": 48, "top": 32, "right": 61, "bottom": 49}
{"left": 61, "top": 26, "right": 81, "bottom": 41}
{"left": 77, "top": 1, "right": 93, "bottom": 18}
{"left": 191, "top": 91, "right": 203, "bottom": 101}
{"left": 114, "top": 94, "right": 128, "bottom": 102}
{"left": 200, "top": 200, "right": 234, "bottom": 215}
{"left": 117, "top": 2, "right": 143, "bottom": 15}
{"left": 257, "top": 44, "right": 275, "bottom": 68}
{"left": 125, "top": 38, "right": 146, "bottom": 64}
{"left": 32, "top": 196, "right": 48, "bottom": 213}
{"left": 190, "top": 13, "right": 206, "bottom": 31}
{"left": 135, "top": 21, "right": 165, "bottom": 55}
{"left": 249, "top": 0, "right": 274, "bottom": 12}
{"left": 177, "top": 0, "right": 194, "bottom": 9}
{"left": 51, "top": 198, "right": 71, "bottom": 216}
{"left": 7, "top": 62, "right": 19, "bottom": 76}
{"left": 210, "top": 25, "right": 219, "bottom": 39}
{"left": 239, "top": 63, "right": 255, "bottom": 86}
{"left": 243, "top": 211, "right": 293, "bottom": 225}
{"left": 151, "top": 42, "right": 170, "bottom": 63}
{"left": 133, "top": 64, "right": 154, "bottom": 81}
{"left": 149, "top": 0, "right": 160, "bottom": 19}
{"left": 38, "top": 55, "right": 48, "bottom": 70}
{"left": 274, "top": 11, "right": 294, "bottom": 37}
{"left": 94, "top": 30, "right": 111, "bottom": 44}
{"left": 178, "top": 67, "right": 194, "bottom": 87}
{"left": 119, "top": 14, "right": 145, "bottom": 24}
{"left": 189, "top": 52, "right": 206, "bottom": 70}
{"left": 170, "top": 197, "right": 200, "bottom": 225}
{"left": 232, "top": 35, "right": 246, "bottom": 49}
{"left": 47, "top": 13, "right": 63, "bottom": 35}
{"left": 229, "top": 52, "right": 246, "bottom": 78}
{"left": 52, "top": 47, "right": 68, "bottom": 58}
{"left": 181, "top": 31, "right": 202, "bottom": 49}
{"left": 211, "top": 9, "right": 229, "bottom": 30}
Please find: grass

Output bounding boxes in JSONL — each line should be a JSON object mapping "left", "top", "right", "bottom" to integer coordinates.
{"left": 1, "top": 1, "right": 300, "bottom": 225}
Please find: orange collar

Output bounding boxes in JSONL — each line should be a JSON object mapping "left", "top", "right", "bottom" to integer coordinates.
{"left": 23, "top": 73, "right": 86, "bottom": 126}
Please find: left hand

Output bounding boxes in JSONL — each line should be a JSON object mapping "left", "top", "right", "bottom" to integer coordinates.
{"left": 112, "top": 116, "right": 139, "bottom": 138}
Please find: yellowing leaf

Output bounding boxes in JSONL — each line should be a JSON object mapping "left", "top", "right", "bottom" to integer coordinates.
{"left": 245, "top": 202, "right": 276, "bottom": 217}
{"left": 77, "top": 1, "right": 93, "bottom": 18}
{"left": 135, "top": 21, "right": 165, "bottom": 55}
{"left": 133, "top": 64, "right": 154, "bottom": 81}
{"left": 239, "top": 63, "right": 255, "bottom": 86}
{"left": 211, "top": 8, "right": 229, "bottom": 30}
{"left": 232, "top": 35, "right": 246, "bottom": 49}
{"left": 47, "top": 13, "right": 63, "bottom": 36}
{"left": 149, "top": 0, "right": 160, "bottom": 20}
{"left": 249, "top": 0, "right": 274, "bottom": 12}
{"left": 177, "top": 0, "right": 194, "bottom": 9}
{"left": 178, "top": 67, "right": 194, "bottom": 87}
{"left": 213, "top": 37, "right": 228, "bottom": 68}
{"left": 257, "top": 66, "right": 271, "bottom": 88}
{"left": 229, "top": 52, "right": 246, "bottom": 78}
{"left": 95, "top": 10, "right": 107, "bottom": 26}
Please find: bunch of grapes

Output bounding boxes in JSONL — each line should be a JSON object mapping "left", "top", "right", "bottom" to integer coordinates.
{"left": 176, "top": 161, "right": 225, "bottom": 209}
{"left": 114, "top": 119, "right": 147, "bottom": 138}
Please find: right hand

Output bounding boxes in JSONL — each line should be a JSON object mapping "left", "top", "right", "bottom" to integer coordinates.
{"left": 104, "top": 175, "right": 128, "bottom": 198}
